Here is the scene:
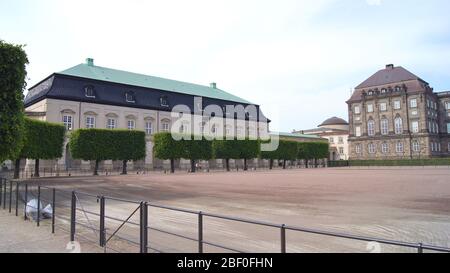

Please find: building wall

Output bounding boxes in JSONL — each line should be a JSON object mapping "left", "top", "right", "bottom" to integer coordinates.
{"left": 348, "top": 81, "right": 450, "bottom": 160}
{"left": 24, "top": 98, "right": 270, "bottom": 170}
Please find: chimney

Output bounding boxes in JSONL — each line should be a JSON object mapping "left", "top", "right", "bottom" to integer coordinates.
{"left": 386, "top": 64, "right": 394, "bottom": 69}
{"left": 210, "top": 82, "right": 217, "bottom": 89}
{"left": 86, "top": 58, "right": 94, "bottom": 67}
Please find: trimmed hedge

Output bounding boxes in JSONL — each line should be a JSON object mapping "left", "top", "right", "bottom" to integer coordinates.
{"left": 0, "top": 40, "right": 28, "bottom": 162}
{"left": 153, "top": 132, "right": 184, "bottom": 173}
{"left": 183, "top": 136, "right": 213, "bottom": 173}
{"left": 261, "top": 140, "right": 298, "bottom": 169}
{"left": 14, "top": 118, "right": 65, "bottom": 178}
{"left": 70, "top": 129, "right": 146, "bottom": 175}
{"left": 213, "top": 140, "right": 240, "bottom": 171}
{"left": 329, "top": 159, "right": 450, "bottom": 167}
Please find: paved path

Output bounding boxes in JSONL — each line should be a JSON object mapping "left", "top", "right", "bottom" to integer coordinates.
{"left": 0, "top": 211, "right": 101, "bottom": 253}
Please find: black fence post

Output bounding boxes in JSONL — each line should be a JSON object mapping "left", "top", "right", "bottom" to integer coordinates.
{"left": 3, "top": 179, "right": 6, "bottom": 209}
{"left": 52, "top": 188, "right": 56, "bottom": 234}
{"left": 418, "top": 243, "right": 423, "bottom": 253}
{"left": 37, "top": 186, "right": 41, "bottom": 227}
{"left": 142, "top": 202, "right": 148, "bottom": 253}
{"left": 70, "top": 191, "right": 76, "bottom": 242}
{"left": 280, "top": 224, "right": 286, "bottom": 253}
{"left": 99, "top": 196, "right": 105, "bottom": 247}
{"left": 0, "top": 179, "right": 3, "bottom": 209}
{"left": 24, "top": 184, "right": 28, "bottom": 220}
{"left": 9, "top": 180, "right": 12, "bottom": 213}
{"left": 15, "top": 182, "right": 19, "bottom": 216}
{"left": 198, "top": 211, "right": 203, "bottom": 253}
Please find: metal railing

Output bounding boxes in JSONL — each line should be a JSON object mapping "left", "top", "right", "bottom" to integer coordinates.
{"left": 1, "top": 177, "right": 449, "bottom": 253}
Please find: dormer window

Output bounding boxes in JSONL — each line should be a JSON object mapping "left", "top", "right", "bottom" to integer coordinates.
{"left": 395, "top": 86, "right": 402, "bottom": 92}
{"left": 125, "top": 92, "right": 135, "bottom": 103}
{"left": 160, "top": 96, "right": 169, "bottom": 107}
{"left": 368, "top": 90, "right": 374, "bottom": 96}
{"left": 381, "top": 88, "right": 387, "bottom": 94}
{"left": 84, "top": 85, "right": 96, "bottom": 98}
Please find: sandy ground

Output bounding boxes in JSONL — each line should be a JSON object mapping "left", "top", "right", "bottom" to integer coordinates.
{"left": 5, "top": 167, "right": 450, "bottom": 253}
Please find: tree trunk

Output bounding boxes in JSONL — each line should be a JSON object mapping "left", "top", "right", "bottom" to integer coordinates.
{"left": 225, "top": 159, "right": 230, "bottom": 172}
{"left": 122, "top": 160, "right": 128, "bottom": 175}
{"left": 305, "top": 160, "right": 309, "bottom": 168}
{"left": 94, "top": 160, "right": 99, "bottom": 176}
{"left": 314, "top": 158, "right": 318, "bottom": 168}
{"left": 269, "top": 159, "right": 273, "bottom": 170}
{"left": 14, "top": 159, "right": 20, "bottom": 179}
{"left": 170, "top": 159, "right": 175, "bottom": 173}
{"left": 283, "top": 159, "right": 287, "bottom": 169}
{"left": 244, "top": 158, "right": 248, "bottom": 171}
{"left": 191, "top": 160, "right": 196, "bottom": 173}
{"left": 34, "top": 159, "right": 40, "bottom": 178}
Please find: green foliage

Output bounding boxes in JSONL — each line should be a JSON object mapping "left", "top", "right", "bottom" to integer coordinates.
{"left": 153, "top": 132, "right": 184, "bottom": 160}
{"left": 235, "top": 138, "right": 260, "bottom": 160}
{"left": 261, "top": 140, "right": 297, "bottom": 160}
{"left": 112, "top": 130, "right": 146, "bottom": 161}
{"left": 183, "top": 135, "right": 212, "bottom": 161}
{"left": 20, "top": 118, "right": 65, "bottom": 159}
{"left": 337, "top": 159, "right": 450, "bottom": 167}
{"left": 297, "top": 142, "right": 329, "bottom": 160}
{"left": 213, "top": 140, "right": 240, "bottom": 160}
{"left": 0, "top": 40, "right": 29, "bottom": 162}
{"left": 70, "top": 129, "right": 146, "bottom": 161}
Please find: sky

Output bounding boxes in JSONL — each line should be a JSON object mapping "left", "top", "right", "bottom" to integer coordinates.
{"left": 1, "top": 0, "right": 450, "bottom": 132}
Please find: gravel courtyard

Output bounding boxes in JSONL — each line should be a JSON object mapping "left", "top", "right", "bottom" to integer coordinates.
{"left": 16, "top": 167, "right": 450, "bottom": 253}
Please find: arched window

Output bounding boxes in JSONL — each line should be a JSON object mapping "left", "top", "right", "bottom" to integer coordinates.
{"left": 381, "top": 143, "right": 389, "bottom": 154}
{"left": 412, "top": 141, "right": 420, "bottom": 152}
{"left": 381, "top": 119, "right": 389, "bottom": 135}
{"left": 368, "top": 143, "right": 376, "bottom": 154}
{"left": 394, "top": 117, "right": 403, "bottom": 134}
{"left": 367, "top": 120, "right": 375, "bottom": 136}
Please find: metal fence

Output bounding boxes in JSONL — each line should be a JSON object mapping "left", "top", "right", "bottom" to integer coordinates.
{"left": 1, "top": 177, "right": 450, "bottom": 253}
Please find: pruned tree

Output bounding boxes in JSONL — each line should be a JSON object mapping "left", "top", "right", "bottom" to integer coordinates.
{"left": 69, "top": 129, "right": 116, "bottom": 175}
{"left": 153, "top": 132, "right": 184, "bottom": 173}
{"left": 15, "top": 118, "right": 65, "bottom": 178}
{"left": 213, "top": 140, "right": 240, "bottom": 172}
{"left": 112, "top": 130, "right": 146, "bottom": 175}
{"left": 235, "top": 139, "right": 260, "bottom": 171}
{"left": 0, "top": 40, "right": 28, "bottom": 163}
{"left": 183, "top": 135, "right": 212, "bottom": 173}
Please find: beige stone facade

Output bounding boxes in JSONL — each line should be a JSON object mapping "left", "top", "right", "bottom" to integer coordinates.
{"left": 347, "top": 65, "right": 450, "bottom": 160}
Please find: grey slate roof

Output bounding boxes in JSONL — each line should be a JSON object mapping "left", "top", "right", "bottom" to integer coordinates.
{"left": 355, "top": 65, "right": 427, "bottom": 89}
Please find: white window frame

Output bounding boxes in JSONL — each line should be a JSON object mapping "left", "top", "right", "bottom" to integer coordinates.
{"left": 394, "top": 100, "right": 401, "bottom": 110}
{"left": 354, "top": 106, "right": 361, "bottom": 115}
{"left": 107, "top": 118, "right": 116, "bottom": 129}
{"left": 355, "top": 144, "right": 362, "bottom": 154}
{"left": 338, "top": 137, "right": 344, "bottom": 144}
{"left": 368, "top": 143, "right": 376, "bottom": 154}
{"left": 396, "top": 142, "right": 404, "bottom": 153}
{"left": 127, "top": 120, "right": 135, "bottom": 130}
{"left": 381, "top": 143, "right": 389, "bottom": 154}
{"left": 86, "top": 116, "right": 96, "bottom": 129}
{"left": 380, "top": 103, "right": 387, "bottom": 112}
{"left": 412, "top": 141, "right": 420, "bottom": 152}
{"left": 367, "top": 120, "right": 375, "bottom": 136}
{"left": 145, "top": 122, "right": 153, "bottom": 135}
{"left": 395, "top": 117, "right": 403, "bottom": 134}
{"left": 381, "top": 119, "right": 389, "bottom": 135}
{"left": 161, "top": 122, "right": 170, "bottom": 132}
{"left": 355, "top": 126, "right": 362, "bottom": 137}
{"left": 367, "top": 104, "right": 374, "bottom": 113}
{"left": 329, "top": 137, "right": 334, "bottom": 144}
{"left": 411, "top": 121, "right": 419, "bottom": 134}
{"left": 63, "top": 115, "right": 73, "bottom": 131}
{"left": 410, "top": 99, "right": 418, "bottom": 108}
{"left": 447, "top": 123, "right": 450, "bottom": 134}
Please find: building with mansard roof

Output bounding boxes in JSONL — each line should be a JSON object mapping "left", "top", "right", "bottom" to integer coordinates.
{"left": 23, "top": 58, "right": 274, "bottom": 171}
{"left": 347, "top": 64, "right": 450, "bottom": 160}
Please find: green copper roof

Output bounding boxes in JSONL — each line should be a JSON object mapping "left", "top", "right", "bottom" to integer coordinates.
{"left": 58, "top": 62, "right": 253, "bottom": 104}
{"left": 271, "top": 132, "right": 323, "bottom": 139}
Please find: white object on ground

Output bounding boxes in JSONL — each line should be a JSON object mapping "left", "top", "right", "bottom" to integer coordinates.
{"left": 25, "top": 199, "right": 43, "bottom": 221}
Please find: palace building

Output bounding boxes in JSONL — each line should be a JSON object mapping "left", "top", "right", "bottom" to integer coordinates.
{"left": 347, "top": 64, "right": 450, "bottom": 160}
{"left": 294, "top": 117, "right": 350, "bottom": 160}
{"left": 23, "top": 58, "right": 275, "bottom": 171}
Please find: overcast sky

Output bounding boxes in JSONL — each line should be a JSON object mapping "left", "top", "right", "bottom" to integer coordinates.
{"left": 2, "top": 0, "right": 450, "bottom": 132}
